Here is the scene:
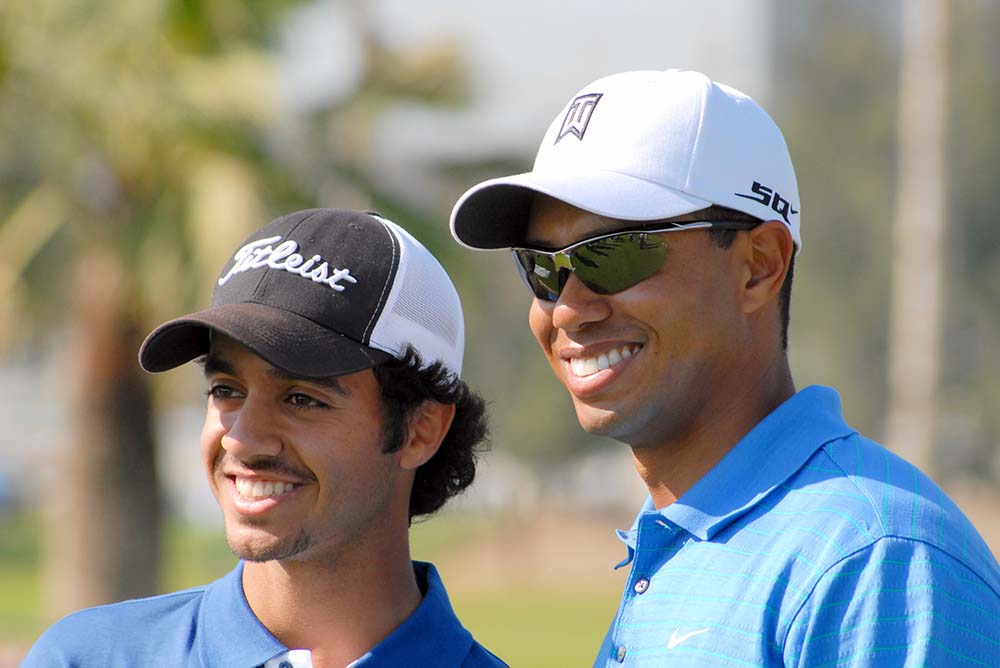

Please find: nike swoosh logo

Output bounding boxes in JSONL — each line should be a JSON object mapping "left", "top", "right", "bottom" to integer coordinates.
{"left": 667, "top": 627, "right": 710, "bottom": 649}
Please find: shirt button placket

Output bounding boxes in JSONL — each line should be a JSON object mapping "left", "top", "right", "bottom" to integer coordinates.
{"left": 616, "top": 644, "right": 627, "bottom": 663}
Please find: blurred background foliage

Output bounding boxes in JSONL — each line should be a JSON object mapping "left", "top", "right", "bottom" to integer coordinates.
{"left": 1, "top": 1, "right": 998, "bottom": 666}
{"left": 776, "top": 0, "right": 1000, "bottom": 482}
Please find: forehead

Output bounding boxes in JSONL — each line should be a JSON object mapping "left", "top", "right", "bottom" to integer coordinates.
{"left": 204, "top": 333, "right": 278, "bottom": 374}
{"left": 524, "top": 196, "right": 634, "bottom": 248}
{"left": 203, "top": 333, "right": 351, "bottom": 396}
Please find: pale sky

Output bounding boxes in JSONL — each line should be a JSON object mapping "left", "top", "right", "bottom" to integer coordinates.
{"left": 281, "top": 0, "right": 777, "bottom": 162}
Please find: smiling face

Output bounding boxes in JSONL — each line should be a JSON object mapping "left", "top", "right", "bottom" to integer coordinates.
{"left": 199, "top": 334, "right": 408, "bottom": 564}
{"left": 525, "top": 197, "right": 754, "bottom": 450}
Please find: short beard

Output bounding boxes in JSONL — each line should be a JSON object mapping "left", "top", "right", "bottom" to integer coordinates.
{"left": 228, "top": 529, "right": 313, "bottom": 563}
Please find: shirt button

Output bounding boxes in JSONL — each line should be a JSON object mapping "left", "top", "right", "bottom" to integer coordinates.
{"left": 633, "top": 577, "right": 650, "bottom": 594}
{"left": 616, "top": 645, "right": 627, "bottom": 662}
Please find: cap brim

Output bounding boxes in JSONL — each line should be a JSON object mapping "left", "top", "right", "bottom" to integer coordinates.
{"left": 139, "top": 302, "right": 392, "bottom": 378}
{"left": 450, "top": 168, "right": 711, "bottom": 249}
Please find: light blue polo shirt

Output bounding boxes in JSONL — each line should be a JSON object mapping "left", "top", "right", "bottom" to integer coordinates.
{"left": 596, "top": 386, "right": 1000, "bottom": 667}
{"left": 24, "top": 560, "right": 507, "bottom": 668}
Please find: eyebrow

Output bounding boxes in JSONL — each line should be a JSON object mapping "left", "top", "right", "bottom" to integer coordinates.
{"left": 200, "top": 354, "right": 349, "bottom": 397}
{"left": 522, "top": 221, "right": 644, "bottom": 252}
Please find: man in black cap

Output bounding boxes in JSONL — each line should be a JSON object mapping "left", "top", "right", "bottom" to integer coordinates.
{"left": 24, "top": 209, "right": 508, "bottom": 668}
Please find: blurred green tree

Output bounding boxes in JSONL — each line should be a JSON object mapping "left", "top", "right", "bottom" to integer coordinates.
{"left": 945, "top": 0, "right": 1000, "bottom": 482}
{"left": 0, "top": 0, "right": 308, "bottom": 619}
{"left": 776, "top": 0, "right": 1000, "bottom": 482}
{"left": 886, "top": 0, "right": 948, "bottom": 475}
{"left": 0, "top": 0, "right": 467, "bottom": 619}
{"left": 774, "top": 2, "right": 898, "bottom": 433}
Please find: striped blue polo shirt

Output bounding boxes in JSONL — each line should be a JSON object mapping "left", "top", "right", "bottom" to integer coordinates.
{"left": 596, "top": 385, "right": 1000, "bottom": 667}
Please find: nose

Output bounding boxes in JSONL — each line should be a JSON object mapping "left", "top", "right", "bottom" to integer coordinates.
{"left": 220, "top": 395, "right": 283, "bottom": 461}
{"left": 550, "top": 273, "right": 612, "bottom": 332}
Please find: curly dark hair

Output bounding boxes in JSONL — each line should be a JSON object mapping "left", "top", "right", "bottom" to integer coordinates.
{"left": 372, "top": 347, "right": 490, "bottom": 522}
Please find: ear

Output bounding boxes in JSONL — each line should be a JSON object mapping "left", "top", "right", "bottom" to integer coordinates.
{"left": 740, "top": 220, "right": 794, "bottom": 315}
{"left": 397, "top": 401, "right": 456, "bottom": 471}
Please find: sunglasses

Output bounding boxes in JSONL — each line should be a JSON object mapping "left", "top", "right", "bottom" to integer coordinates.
{"left": 511, "top": 221, "right": 760, "bottom": 301}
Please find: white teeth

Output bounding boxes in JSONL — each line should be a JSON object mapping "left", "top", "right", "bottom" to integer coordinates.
{"left": 235, "top": 478, "right": 296, "bottom": 500}
{"left": 568, "top": 344, "right": 641, "bottom": 378}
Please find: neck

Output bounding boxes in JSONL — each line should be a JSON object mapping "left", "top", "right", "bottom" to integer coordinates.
{"left": 634, "top": 355, "right": 795, "bottom": 509}
{"left": 242, "top": 541, "right": 421, "bottom": 668}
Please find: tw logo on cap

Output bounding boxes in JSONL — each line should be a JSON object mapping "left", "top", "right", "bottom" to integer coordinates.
{"left": 556, "top": 93, "right": 603, "bottom": 144}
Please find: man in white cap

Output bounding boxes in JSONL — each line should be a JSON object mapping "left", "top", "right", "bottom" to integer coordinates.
{"left": 25, "top": 208, "right": 508, "bottom": 668}
{"left": 451, "top": 70, "right": 1000, "bottom": 666}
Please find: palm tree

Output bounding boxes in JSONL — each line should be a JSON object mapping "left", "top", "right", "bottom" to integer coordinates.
{"left": 886, "top": 0, "right": 949, "bottom": 475}
{"left": 0, "top": 0, "right": 466, "bottom": 619}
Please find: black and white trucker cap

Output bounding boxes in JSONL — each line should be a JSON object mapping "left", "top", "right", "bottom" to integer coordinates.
{"left": 139, "top": 208, "right": 465, "bottom": 378}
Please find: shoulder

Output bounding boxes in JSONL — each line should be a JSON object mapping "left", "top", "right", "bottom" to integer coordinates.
{"left": 785, "top": 537, "right": 1000, "bottom": 666}
{"left": 761, "top": 430, "right": 1000, "bottom": 610}
{"left": 815, "top": 433, "right": 1000, "bottom": 584}
{"left": 409, "top": 562, "right": 508, "bottom": 667}
{"left": 810, "top": 535, "right": 1000, "bottom": 609}
{"left": 778, "top": 434, "right": 1000, "bottom": 664}
{"left": 21, "top": 586, "right": 208, "bottom": 667}
{"left": 462, "top": 642, "right": 509, "bottom": 668}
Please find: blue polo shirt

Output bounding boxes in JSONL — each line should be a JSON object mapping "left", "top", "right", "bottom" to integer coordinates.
{"left": 24, "top": 561, "right": 507, "bottom": 668}
{"left": 596, "top": 386, "right": 1000, "bottom": 667}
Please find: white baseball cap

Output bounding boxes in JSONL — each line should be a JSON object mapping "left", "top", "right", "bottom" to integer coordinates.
{"left": 450, "top": 69, "right": 801, "bottom": 250}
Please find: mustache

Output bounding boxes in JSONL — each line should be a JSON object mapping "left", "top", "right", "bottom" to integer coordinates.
{"left": 215, "top": 454, "right": 317, "bottom": 482}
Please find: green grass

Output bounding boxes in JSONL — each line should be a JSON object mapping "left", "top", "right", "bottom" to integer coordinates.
{"left": 162, "top": 520, "right": 237, "bottom": 591}
{"left": 411, "top": 515, "right": 621, "bottom": 666}
{"left": 451, "top": 587, "right": 617, "bottom": 667}
{"left": 0, "top": 512, "right": 620, "bottom": 667}
{"left": 0, "top": 562, "right": 43, "bottom": 640}
{"left": 0, "top": 513, "right": 44, "bottom": 644}
{"left": 410, "top": 512, "right": 499, "bottom": 560}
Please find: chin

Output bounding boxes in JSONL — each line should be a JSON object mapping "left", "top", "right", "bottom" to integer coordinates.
{"left": 574, "top": 401, "right": 658, "bottom": 446}
{"left": 574, "top": 403, "right": 624, "bottom": 437}
{"left": 227, "top": 528, "right": 313, "bottom": 563}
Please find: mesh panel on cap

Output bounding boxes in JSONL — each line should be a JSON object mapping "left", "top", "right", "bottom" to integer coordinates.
{"left": 367, "top": 216, "right": 465, "bottom": 375}
{"left": 390, "top": 257, "right": 460, "bottom": 348}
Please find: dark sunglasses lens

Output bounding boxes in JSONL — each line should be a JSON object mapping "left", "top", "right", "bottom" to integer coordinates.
{"left": 514, "top": 250, "right": 562, "bottom": 300}
{"left": 514, "top": 232, "right": 668, "bottom": 300}
{"left": 573, "top": 233, "right": 667, "bottom": 294}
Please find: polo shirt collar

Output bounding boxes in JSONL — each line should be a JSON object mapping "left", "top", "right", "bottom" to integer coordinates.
{"left": 198, "top": 561, "right": 287, "bottom": 668}
{"left": 349, "top": 562, "right": 474, "bottom": 667}
{"left": 618, "top": 385, "right": 856, "bottom": 550}
{"left": 196, "top": 561, "right": 472, "bottom": 668}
